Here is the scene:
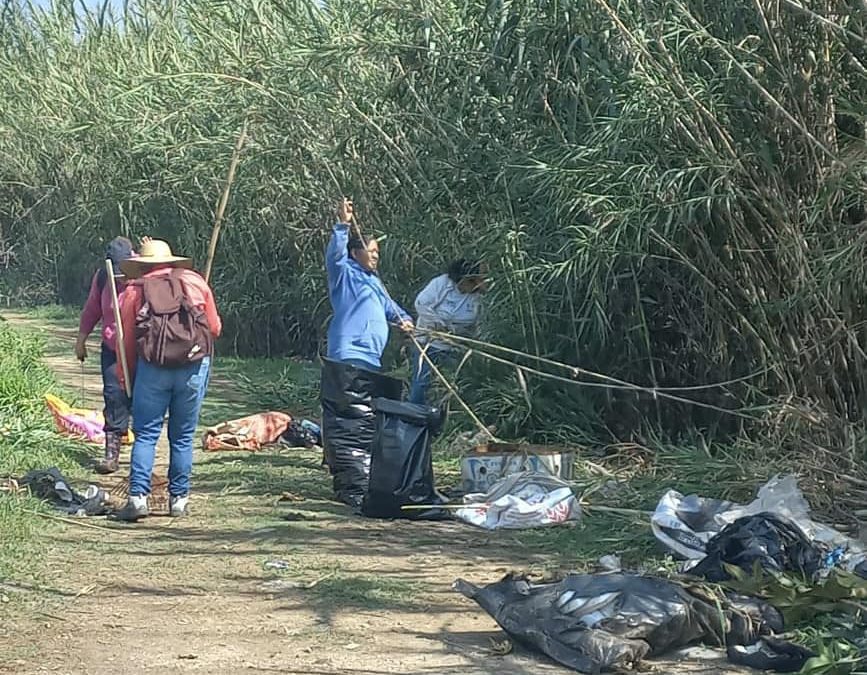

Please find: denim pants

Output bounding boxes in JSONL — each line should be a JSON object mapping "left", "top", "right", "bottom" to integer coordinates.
{"left": 100, "top": 345, "right": 131, "bottom": 435}
{"left": 128, "top": 356, "right": 211, "bottom": 497}
{"left": 408, "top": 346, "right": 450, "bottom": 405}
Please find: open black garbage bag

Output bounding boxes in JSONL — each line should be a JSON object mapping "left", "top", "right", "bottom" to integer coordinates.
{"left": 454, "top": 572, "right": 812, "bottom": 674}
{"left": 362, "top": 398, "right": 448, "bottom": 520}
{"left": 690, "top": 513, "right": 823, "bottom": 582}
{"left": 319, "top": 358, "right": 403, "bottom": 509}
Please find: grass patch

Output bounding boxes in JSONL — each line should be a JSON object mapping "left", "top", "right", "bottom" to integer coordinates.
{"left": 0, "top": 324, "right": 90, "bottom": 581}
{"left": 18, "top": 304, "right": 80, "bottom": 325}
{"left": 308, "top": 574, "right": 421, "bottom": 610}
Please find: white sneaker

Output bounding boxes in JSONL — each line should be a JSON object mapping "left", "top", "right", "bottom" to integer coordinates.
{"left": 169, "top": 495, "right": 190, "bottom": 517}
{"left": 116, "top": 494, "right": 149, "bottom": 521}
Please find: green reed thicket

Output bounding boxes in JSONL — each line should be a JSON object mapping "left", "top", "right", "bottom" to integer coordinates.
{"left": 1, "top": 0, "right": 865, "bottom": 450}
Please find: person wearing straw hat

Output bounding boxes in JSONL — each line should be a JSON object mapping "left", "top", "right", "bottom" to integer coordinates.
{"left": 75, "top": 236, "right": 142, "bottom": 474}
{"left": 113, "top": 239, "right": 222, "bottom": 522}
{"left": 325, "top": 198, "right": 413, "bottom": 371}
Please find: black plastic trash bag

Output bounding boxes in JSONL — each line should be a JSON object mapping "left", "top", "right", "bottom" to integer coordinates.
{"left": 691, "top": 513, "right": 823, "bottom": 582}
{"left": 319, "top": 358, "right": 402, "bottom": 508}
{"left": 19, "top": 467, "right": 109, "bottom": 516}
{"left": 453, "top": 572, "right": 808, "bottom": 674}
{"left": 361, "top": 398, "right": 448, "bottom": 520}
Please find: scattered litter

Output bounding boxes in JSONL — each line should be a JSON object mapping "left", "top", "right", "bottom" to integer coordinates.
{"left": 488, "top": 638, "right": 512, "bottom": 655}
{"left": 597, "top": 554, "right": 621, "bottom": 572}
{"left": 202, "top": 412, "right": 293, "bottom": 452}
{"left": 177, "top": 654, "right": 198, "bottom": 660}
{"left": 320, "top": 359, "right": 402, "bottom": 509}
{"left": 361, "top": 398, "right": 448, "bottom": 520}
{"left": 454, "top": 572, "right": 811, "bottom": 673}
{"left": 454, "top": 471, "right": 581, "bottom": 530}
{"left": 651, "top": 475, "right": 867, "bottom": 579}
{"left": 264, "top": 560, "right": 291, "bottom": 571}
{"left": 19, "top": 467, "right": 110, "bottom": 516}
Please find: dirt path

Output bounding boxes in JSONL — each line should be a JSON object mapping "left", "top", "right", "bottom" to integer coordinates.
{"left": 1, "top": 313, "right": 743, "bottom": 675}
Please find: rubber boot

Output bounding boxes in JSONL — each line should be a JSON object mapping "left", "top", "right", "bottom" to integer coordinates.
{"left": 95, "top": 431, "right": 121, "bottom": 474}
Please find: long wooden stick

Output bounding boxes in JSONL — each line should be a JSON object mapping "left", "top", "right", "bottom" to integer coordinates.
{"left": 204, "top": 119, "right": 249, "bottom": 283}
{"left": 105, "top": 259, "right": 131, "bottom": 398}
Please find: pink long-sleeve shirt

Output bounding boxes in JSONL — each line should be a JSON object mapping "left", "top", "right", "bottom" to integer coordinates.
{"left": 78, "top": 271, "right": 128, "bottom": 352}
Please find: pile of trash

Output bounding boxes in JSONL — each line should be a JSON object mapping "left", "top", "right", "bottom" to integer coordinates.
{"left": 651, "top": 475, "right": 867, "bottom": 581}
{"left": 454, "top": 572, "right": 815, "bottom": 673}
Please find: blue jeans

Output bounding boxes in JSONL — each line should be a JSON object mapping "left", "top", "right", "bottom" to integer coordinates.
{"left": 408, "top": 346, "right": 449, "bottom": 405}
{"left": 100, "top": 345, "right": 131, "bottom": 434}
{"left": 128, "top": 357, "right": 211, "bottom": 497}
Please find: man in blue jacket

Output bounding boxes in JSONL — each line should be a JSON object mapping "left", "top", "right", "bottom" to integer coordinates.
{"left": 325, "top": 198, "right": 413, "bottom": 370}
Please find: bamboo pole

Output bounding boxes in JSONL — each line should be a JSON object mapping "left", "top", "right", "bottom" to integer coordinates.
{"left": 204, "top": 119, "right": 249, "bottom": 284}
{"left": 105, "top": 259, "right": 131, "bottom": 398}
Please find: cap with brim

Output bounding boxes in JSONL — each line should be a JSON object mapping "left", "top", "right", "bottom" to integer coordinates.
{"left": 106, "top": 237, "right": 135, "bottom": 278}
{"left": 120, "top": 239, "right": 193, "bottom": 279}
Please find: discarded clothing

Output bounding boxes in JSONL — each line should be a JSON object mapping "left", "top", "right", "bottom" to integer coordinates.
{"left": 361, "top": 398, "right": 448, "bottom": 520}
{"left": 455, "top": 471, "right": 581, "bottom": 530}
{"left": 202, "top": 412, "right": 293, "bottom": 452}
{"left": 454, "top": 573, "right": 806, "bottom": 673}
{"left": 691, "top": 514, "right": 822, "bottom": 582}
{"left": 320, "top": 358, "right": 403, "bottom": 509}
{"left": 20, "top": 467, "right": 109, "bottom": 516}
{"left": 651, "top": 475, "right": 867, "bottom": 578}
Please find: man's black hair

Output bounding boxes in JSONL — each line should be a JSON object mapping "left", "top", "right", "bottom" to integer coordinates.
{"left": 447, "top": 258, "right": 482, "bottom": 283}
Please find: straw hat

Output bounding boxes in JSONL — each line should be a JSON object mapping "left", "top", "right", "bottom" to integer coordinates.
{"left": 119, "top": 239, "right": 192, "bottom": 279}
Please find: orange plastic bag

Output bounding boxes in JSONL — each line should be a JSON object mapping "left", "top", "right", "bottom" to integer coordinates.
{"left": 202, "top": 412, "right": 292, "bottom": 452}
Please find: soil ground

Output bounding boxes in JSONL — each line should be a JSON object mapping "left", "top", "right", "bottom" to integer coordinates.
{"left": 1, "top": 311, "right": 743, "bottom": 675}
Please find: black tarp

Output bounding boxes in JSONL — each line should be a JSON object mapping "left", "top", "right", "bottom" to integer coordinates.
{"left": 454, "top": 572, "right": 811, "bottom": 674}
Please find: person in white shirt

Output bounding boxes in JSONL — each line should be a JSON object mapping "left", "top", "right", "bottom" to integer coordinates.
{"left": 409, "top": 259, "right": 487, "bottom": 404}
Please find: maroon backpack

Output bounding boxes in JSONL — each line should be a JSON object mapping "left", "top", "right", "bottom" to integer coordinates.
{"left": 134, "top": 270, "right": 213, "bottom": 367}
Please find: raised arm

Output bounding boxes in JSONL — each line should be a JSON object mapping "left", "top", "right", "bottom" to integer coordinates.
{"left": 325, "top": 222, "right": 351, "bottom": 277}
{"left": 325, "top": 198, "right": 355, "bottom": 278}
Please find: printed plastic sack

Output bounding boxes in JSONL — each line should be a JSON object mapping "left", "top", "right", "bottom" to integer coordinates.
{"left": 319, "top": 358, "right": 403, "bottom": 509}
{"left": 651, "top": 475, "right": 867, "bottom": 577}
{"left": 361, "top": 398, "right": 447, "bottom": 520}
{"left": 455, "top": 471, "right": 581, "bottom": 530}
{"left": 651, "top": 489, "right": 737, "bottom": 561}
{"left": 202, "top": 411, "right": 292, "bottom": 452}
{"left": 44, "top": 393, "right": 133, "bottom": 445}
{"left": 454, "top": 573, "right": 807, "bottom": 674}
